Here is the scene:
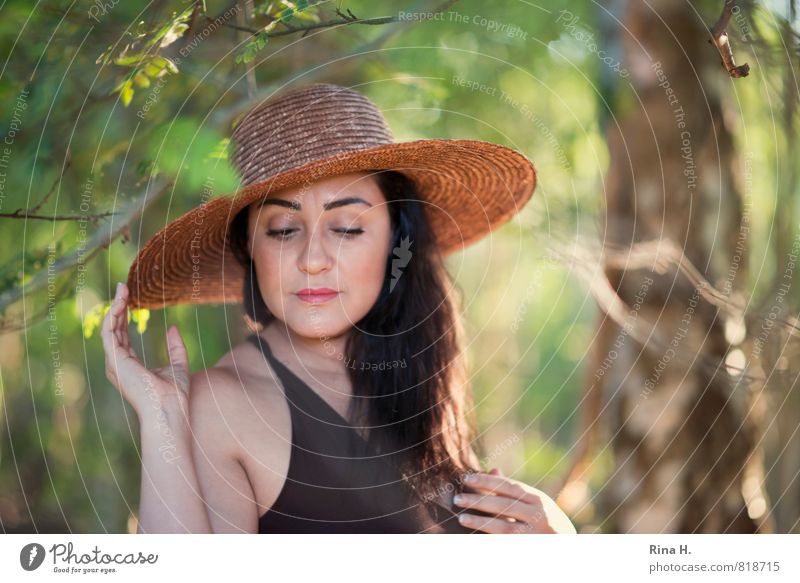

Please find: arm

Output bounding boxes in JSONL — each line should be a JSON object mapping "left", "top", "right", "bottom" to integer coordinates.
{"left": 188, "top": 368, "right": 261, "bottom": 533}
{"left": 137, "top": 368, "right": 260, "bottom": 533}
{"left": 136, "top": 399, "right": 212, "bottom": 533}
{"left": 102, "top": 282, "right": 251, "bottom": 533}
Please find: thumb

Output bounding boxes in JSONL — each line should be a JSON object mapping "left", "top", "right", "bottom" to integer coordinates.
{"left": 166, "top": 325, "right": 189, "bottom": 372}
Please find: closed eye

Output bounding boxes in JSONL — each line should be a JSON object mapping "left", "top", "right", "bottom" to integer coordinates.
{"left": 266, "top": 227, "right": 364, "bottom": 240}
{"left": 333, "top": 228, "right": 364, "bottom": 238}
{"left": 266, "top": 228, "right": 297, "bottom": 239}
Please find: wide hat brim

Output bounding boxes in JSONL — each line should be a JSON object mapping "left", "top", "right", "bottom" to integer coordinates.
{"left": 126, "top": 138, "right": 536, "bottom": 310}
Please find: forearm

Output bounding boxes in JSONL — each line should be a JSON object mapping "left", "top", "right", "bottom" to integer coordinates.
{"left": 136, "top": 404, "right": 212, "bottom": 533}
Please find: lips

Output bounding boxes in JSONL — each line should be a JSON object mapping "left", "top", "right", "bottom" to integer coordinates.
{"left": 295, "top": 288, "right": 339, "bottom": 304}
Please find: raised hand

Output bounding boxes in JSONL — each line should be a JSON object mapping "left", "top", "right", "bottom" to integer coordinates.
{"left": 101, "top": 282, "right": 190, "bottom": 420}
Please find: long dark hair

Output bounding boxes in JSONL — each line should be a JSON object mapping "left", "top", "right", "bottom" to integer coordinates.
{"left": 228, "top": 170, "right": 482, "bottom": 499}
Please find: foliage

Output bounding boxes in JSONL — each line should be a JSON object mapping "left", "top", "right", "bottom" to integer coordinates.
{"left": 0, "top": 0, "right": 797, "bottom": 534}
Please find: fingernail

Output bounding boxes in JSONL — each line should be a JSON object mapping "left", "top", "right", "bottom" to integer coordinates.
{"left": 453, "top": 494, "right": 465, "bottom": 505}
{"left": 463, "top": 474, "right": 476, "bottom": 482}
{"left": 458, "top": 513, "right": 470, "bottom": 524}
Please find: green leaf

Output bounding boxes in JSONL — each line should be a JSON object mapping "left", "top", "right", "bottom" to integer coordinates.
{"left": 132, "top": 72, "right": 150, "bottom": 88}
{"left": 159, "top": 22, "right": 189, "bottom": 48}
{"left": 254, "top": 1, "right": 273, "bottom": 16}
{"left": 129, "top": 308, "right": 150, "bottom": 334}
{"left": 120, "top": 80, "right": 134, "bottom": 106}
{"left": 275, "top": 7, "right": 295, "bottom": 22}
{"left": 275, "top": 0, "right": 318, "bottom": 23}
{"left": 208, "top": 137, "right": 230, "bottom": 160}
{"left": 83, "top": 302, "right": 111, "bottom": 339}
{"left": 148, "top": 56, "right": 179, "bottom": 76}
{"left": 236, "top": 31, "right": 269, "bottom": 64}
{"left": 114, "top": 53, "right": 147, "bottom": 67}
{"left": 144, "top": 6, "right": 194, "bottom": 51}
{"left": 82, "top": 304, "right": 150, "bottom": 338}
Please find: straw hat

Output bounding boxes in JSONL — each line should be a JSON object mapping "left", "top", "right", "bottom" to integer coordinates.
{"left": 126, "top": 83, "right": 537, "bottom": 310}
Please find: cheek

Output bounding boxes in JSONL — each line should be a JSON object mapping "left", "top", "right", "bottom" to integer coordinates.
{"left": 342, "top": 246, "right": 386, "bottom": 293}
{"left": 251, "top": 247, "right": 289, "bottom": 306}
{"left": 337, "top": 230, "right": 390, "bottom": 308}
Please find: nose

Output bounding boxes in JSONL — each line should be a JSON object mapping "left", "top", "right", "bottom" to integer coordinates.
{"left": 297, "top": 226, "right": 332, "bottom": 276}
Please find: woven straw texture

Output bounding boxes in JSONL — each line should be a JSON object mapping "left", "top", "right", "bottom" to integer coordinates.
{"left": 127, "top": 83, "right": 537, "bottom": 310}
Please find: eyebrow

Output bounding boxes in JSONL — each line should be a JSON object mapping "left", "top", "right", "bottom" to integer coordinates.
{"left": 258, "top": 196, "right": 373, "bottom": 211}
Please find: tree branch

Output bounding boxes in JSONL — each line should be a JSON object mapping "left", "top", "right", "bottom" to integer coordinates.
{"left": 27, "top": 154, "right": 72, "bottom": 215}
{"left": 0, "top": 154, "right": 118, "bottom": 222}
{"left": 0, "top": 210, "right": 118, "bottom": 222}
{"left": 709, "top": 0, "right": 751, "bottom": 78}
{"left": 213, "top": 0, "right": 461, "bottom": 128}
{"left": 0, "top": 179, "right": 173, "bottom": 316}
{"left": 214, "top": 1, "right": 458, "bottom": 39}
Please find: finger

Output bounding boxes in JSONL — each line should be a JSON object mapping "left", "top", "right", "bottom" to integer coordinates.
{"left": 102, "top": 284, "right": 134, "bottom": 368}
{"left": 113, "top": 283, "right": 131, "bottom": 351}
{"left": 462, "top": 472, "right": 539, "bottom": 504}
{"left": 165, "top": 326, "right": 189, "bottom": 378}
{"left": 454, "top": 492, "right": 546, "bottom": 527}
{"left": 101, "top": 284, "right": 125, "bottom": 356}
{"left": 104, "top": 284, "right": 125, "bottom": 328}
{"left": 457, "top": 512, "right": 521, "bottom": 534}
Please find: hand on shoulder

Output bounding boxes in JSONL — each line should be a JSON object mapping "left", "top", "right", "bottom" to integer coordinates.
{"left": 455, "top": 469, "right": 578, "bottom": 534}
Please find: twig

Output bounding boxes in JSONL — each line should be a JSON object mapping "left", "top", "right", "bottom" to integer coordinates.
{"left": 213, "top": 0, "right": 461, "bottom": 127}
{"left": 219, "top": 13, "right": 398, "bottom": 36}
{"left": 0, "top": 210, "right": 117, "bottom": 222}
{"left": 24, "top": 155, "right": 72, "bottom": 216}
{"left": 266, "top": 14, "right": 406, "bottom": 38}
{"left": 237, "top": 0, "right": 257, "bottom": 98}
{"left": 709, "top": 0, "right": 750, "bottom": 78}
{"left": 217, "top": 0, "right": 458, "bottom": 39}
{"left": 0, "top": 179, "right": 173, "bottom": 314}
{"left": 550, "top": 237, "right": 773, "bottom": 381}
{"left": 182, "top": 0, "right": 204, "bottom": 43}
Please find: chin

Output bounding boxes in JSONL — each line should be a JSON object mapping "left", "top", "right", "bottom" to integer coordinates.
{"left": 266, "top": 291, "right": 377, "bottom": 341}
{"left": 281, "top": 309, "right": 355, "bottom": 341}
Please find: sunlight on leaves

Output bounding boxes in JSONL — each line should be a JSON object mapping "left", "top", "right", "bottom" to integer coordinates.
{"left": 82, "top": 303, "right": 151, "bottom": 338}
{"left": 130, "top": 308, "right": 150, "bottom": 335}
{"left": 82, "top": 302, "right": 109, "bottom": 339}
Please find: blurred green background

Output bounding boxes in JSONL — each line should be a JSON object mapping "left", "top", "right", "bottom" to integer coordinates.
{"left": 1, "top": 0, "right": 798, "bottom": 533}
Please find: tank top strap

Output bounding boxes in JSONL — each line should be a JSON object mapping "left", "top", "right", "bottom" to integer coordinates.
{"left": 246, "top": 332, "right": 294, "bottom": 387}
{"left": 245, "top": 333, "right": 360, "bottom": 432}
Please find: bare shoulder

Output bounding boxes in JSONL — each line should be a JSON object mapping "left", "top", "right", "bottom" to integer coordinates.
{"left": 189, "top": 337, "right": 290, "bottom": 448}
{"left": 211, "top": 337, "right": 288, "bottom": 405}
{"left": 188, "top": 337, "right": 293, "bottom": 515}
{"left": 189, "top": 342, "right": 290, "bottom": 457}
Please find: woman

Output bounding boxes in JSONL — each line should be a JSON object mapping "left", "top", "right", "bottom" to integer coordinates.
{"left": 103, "top": 83, "right": 576, "bottom": 534}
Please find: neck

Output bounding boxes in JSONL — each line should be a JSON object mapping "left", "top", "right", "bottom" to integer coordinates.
{"left": 266, "top": 320, "right": 350, "bottom": 376}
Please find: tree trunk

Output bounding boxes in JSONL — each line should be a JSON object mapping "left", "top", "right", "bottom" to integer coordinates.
{"left": 597, "top": 0, "right": 771, "bottom": 533}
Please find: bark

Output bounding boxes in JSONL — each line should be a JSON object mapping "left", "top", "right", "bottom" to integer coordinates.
{"left": 596, "top": 0, "right": 771, "bottom": 533}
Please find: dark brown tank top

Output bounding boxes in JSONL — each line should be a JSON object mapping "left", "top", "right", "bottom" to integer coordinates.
{"left": 246, "top": 333, "right": 479, "bottom": 534}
